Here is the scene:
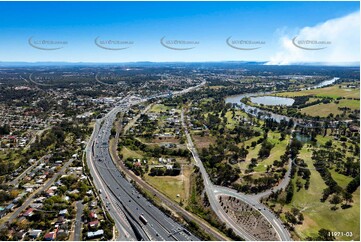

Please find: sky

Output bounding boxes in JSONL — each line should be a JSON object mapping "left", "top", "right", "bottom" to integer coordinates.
{"left": 0, "top": 1, "right": 359, "bottom": 64}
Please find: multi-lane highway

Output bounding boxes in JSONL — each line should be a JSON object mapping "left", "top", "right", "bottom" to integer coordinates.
{"left": 90, "top": 111, "right": 197, "bottom": 241}
{"left": 86, "top": 89, "right": 205, "bottom": 241}
{"left": 86, "top": 106, "right": 137, "bottom": 241}
{"left": 181, "top": 110, "right": 292, "bottom": 241}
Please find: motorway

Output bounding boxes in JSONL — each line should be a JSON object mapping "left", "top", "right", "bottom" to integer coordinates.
{"left": 181, "top": 110, "right": 292, "bottom": 241}
{"left": 86, "top": 91, "right": 204, "bottom": 241}
{"left": 109, "top": 106, "right": 230, "bottom": 241}
{"left": 86, "top": 113, "right": 135, "bottom": 241}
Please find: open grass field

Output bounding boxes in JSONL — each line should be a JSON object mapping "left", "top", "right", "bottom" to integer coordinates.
{"left": 277, "top": 146, "right": 360, "bottom": 241}
{"left": 144, "top": 166, "right": 191, "bottom": 204}
{"left": 150, "top": 104, "right": 178, "bottom": 113}
{"left": 277, "top": 85, "right": 360, "bottom": 99}
{"left": 339, "top": 99, "right": 361, "bottom": 109}
{"left": 120, "top": 146, "right": 144, "bottom": 159}
{"left": 315, "top": 135, "right": 332, "bottom": 146}
{"left": 208, "top": 85, "right": 225, "bottom": 89}
{"left": 192, "top": 134, "right": 216, "bottom": 150}
{"left": 305, "top": 97, "right": 320, "bottom": 104}
{"left": 300, "top": 99, "right": 360, "bottom": 117}
{"left": 301, "top": 102, "right": 342, "bottom": 117}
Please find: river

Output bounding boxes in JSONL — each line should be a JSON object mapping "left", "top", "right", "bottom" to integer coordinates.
{"left": 225, "top": 77, "right": 339, "bottom": 123}
{"left": 250, "top": 96, "right": 295, "bottom": 106}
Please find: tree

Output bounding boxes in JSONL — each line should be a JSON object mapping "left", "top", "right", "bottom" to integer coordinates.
{"left": 298, "top": 213, "right": 304, "bottom": 224}
{"left": 285, "top": 211, "right": 297, "bottom": 225}
{"left": 317, "top": 228, "right": 335, "bottom": 241}
{"left": 296, "top": 179, "right": 303, "bottom": 191}
{"left": 343, "top": 192, "right": 353, "bottom": 205}
{"left": 9, "top": 190, "right": 19, "bottom": 199}
{"left": 285, "top": 183, "right": 294, "bottom": 204}
{"left": 280, "top": 132, "right": 286, "bottom": 141}
{"left": 258, "top": 140, "right": 273, "bottom": 159}
{"left": 0, "top": 228, "right": 8, "bottom": 240}
{"left": 330, "top": 194, "right": 341, "bottom": 208}
{"left": 111, "top": 127, "right": 116, "bottom": 136}
{"left": 0, "top": 124, "right": 10, "bottom": 135}
{"left": 325, "top": 140, "right": 333, "bottom": 148}
{"left": 346, "top": 175, "right": 360, "bottom": 194}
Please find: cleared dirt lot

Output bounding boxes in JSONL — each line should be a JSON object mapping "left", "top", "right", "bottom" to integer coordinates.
{"left": 219, "top": 195, "right": 278, "bottom": 241}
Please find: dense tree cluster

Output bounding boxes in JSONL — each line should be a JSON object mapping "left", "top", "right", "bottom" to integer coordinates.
{"left": 120, "top": 137, "right": 190, "bottom": 157}
{"left": 149, "top": 162, "right": 181, "bottom": 176}
{"left": 0, "top": 124, "right": 10, "bottom": 135}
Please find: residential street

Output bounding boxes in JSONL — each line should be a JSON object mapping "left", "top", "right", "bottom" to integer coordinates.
{"left": 74, "top": 201, "right": 84, "bottom": 241}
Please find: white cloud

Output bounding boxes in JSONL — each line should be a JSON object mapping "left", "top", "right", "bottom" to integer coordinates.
{"left": 267, "top": 11, "right": 360, "bottom": 65}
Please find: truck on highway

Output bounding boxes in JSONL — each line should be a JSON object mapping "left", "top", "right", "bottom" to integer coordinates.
{"left": 139, "top": 215, "right": 148, "bottom": 225}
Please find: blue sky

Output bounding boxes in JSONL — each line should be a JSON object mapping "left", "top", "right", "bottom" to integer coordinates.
{"left": 0, "top": 1, "right": 359, "bottom": 63}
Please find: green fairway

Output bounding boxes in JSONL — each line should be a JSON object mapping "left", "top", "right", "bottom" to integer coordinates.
{"left": 282, "top": 147, "right": 360, "bottom": 241}
{"left": 254, "top": 132, "right": 289, "bottom": 172}
{"left": 224, "top": 110, "right": 249, "bottom": 130}
{"left": 330, "top": 169, "right": 353, "bottom": 189}
{"left": 237, "top": 136, "right": 261, "bottom": 171}
{"left": 237, "top": 132, "right": 289, "bottom": 173}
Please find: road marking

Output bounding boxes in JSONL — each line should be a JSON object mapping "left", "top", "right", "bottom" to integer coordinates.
{"left": 273, "top": 218, "right": 286, "bottom": 240}
{"left": 87, "top": 127, "right": 132, "bottom": 239}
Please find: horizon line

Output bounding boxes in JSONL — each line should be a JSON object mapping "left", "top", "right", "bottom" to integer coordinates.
{"left": 0, "top": 60, "right": 359, "bottom": 67}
